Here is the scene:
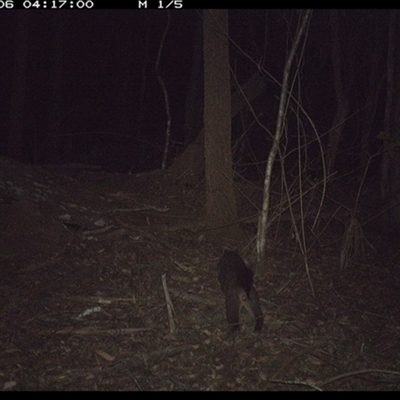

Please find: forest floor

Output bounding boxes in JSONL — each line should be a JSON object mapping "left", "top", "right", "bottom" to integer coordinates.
{"left": 1, "top": 156, "right": 400, "bottom": 391}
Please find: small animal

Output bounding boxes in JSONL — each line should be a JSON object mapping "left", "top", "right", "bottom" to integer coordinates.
{"left": 218, "top": 250, "right": 263, "bottom": 332}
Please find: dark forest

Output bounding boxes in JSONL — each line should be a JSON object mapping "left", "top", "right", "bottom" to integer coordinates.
{"left": 1, "top": 9, "right": 400, "bottom": 390}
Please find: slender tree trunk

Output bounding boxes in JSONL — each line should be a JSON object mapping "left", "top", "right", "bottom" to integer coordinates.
{"left": 257, "top": 10, "right": 312, "bottom": 266}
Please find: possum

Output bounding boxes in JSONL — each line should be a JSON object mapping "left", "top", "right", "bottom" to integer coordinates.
{"left": 218, "top": 250, "right": 263, "bottom": 332}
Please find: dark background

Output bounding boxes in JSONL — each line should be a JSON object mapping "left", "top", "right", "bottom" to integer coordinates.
{"left": 0, "top": 9, "right": 389, "bottom": 176}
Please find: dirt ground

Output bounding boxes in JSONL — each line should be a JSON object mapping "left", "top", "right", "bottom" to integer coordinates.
{"left": 1, "top": 156, "right": 400, "bottom": 391}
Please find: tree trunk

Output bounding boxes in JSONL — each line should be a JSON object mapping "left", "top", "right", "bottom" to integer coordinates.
{"left": 203, "top": 9, "right": 242, "bottom": 240}
{"left": 167, "top": 70, "right": 267, "bottom": 186}
{"left": 256, "top": 10, "right": 312, "bottom": 267}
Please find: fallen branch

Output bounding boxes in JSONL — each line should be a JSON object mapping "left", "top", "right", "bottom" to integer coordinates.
{"left": 70, "top": 296, "right": 136, "bottom": 304}
{"left": 162, "top": 273, "right": 176, "bottom": 335}
{"left": 319, "top": 369, "right": 400, "bottom": 388}
{"left": 53, "top": 327, "right": 151, "bottom": 335}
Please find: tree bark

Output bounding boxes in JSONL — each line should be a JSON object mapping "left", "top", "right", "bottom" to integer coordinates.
{"left": 167, "top": 70, "right": 267, "bottom": 186}
{"left": 257, "top": 10, "right": 312, "bottom": 267}
{"left": 203, "top": 9, "right": 242, "bottom": 239}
